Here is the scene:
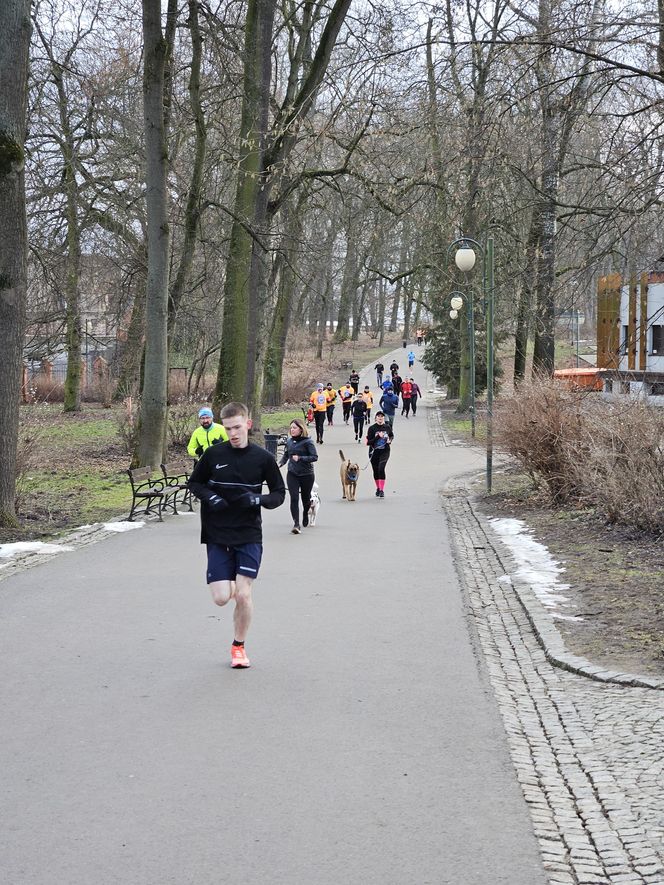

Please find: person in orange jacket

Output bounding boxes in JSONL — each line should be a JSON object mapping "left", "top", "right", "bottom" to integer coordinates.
{"left": 324, "top": 381, "right": 338, "bottom": 426}
{"left": 361, "top": 385, "right": 374, "bottom": 424}
{"left": 309, "top": 383, "right": 328, "bottom": 444}
{"left": 338, "top": 382, "right": 354, "bottom": 424}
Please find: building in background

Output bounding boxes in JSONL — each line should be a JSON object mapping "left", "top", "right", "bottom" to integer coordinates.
{"left": 597, "top": 270, "right": 664, "bottom": 397}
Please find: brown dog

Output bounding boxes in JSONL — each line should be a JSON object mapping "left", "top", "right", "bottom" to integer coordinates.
{"left": 339, "top": 450, "right": 360, "bottom": 501}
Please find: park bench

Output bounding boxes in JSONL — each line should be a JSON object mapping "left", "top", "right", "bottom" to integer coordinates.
{"left": 126, "top": 467, "right": 164, "bottom": 522}
{"left": 159, "top": 461, "right": 195, "bottom": 515}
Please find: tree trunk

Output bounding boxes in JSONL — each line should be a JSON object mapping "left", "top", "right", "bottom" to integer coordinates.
{"left": 0, "top": 0, "right": 30, "bottom": 527}
{"left": 54, "top": 65, "right": 83, "bottom": 413}
{"left": 334, "top": 220, "right": 358, "bottom": 342}
{"left": 263, "top": 200, "right": 302, "bottom": 406}
{"left": 514, "top": 214, "right": 538, "bottom": 383}
{"left": 213, "top": 0, "right": 276, "bottom": 409}
{"left": 532, "top": 56, "right": 557, "bottom": 375}
{"left": 316, "top": 273, "right": 331, "bottom": 361}
{"left": 263, "top": 255, "right": 292, "bottom": 406}
{"left": 167, "top": 0, "right": 206, "bottom": 341}
{"left": 137, "top": 0, "right": 171, "bottom": 468}
{"left": 402, "top": 287, "right": 413, "bottom": 342}
{"left": 351, "top": 279, "right": 367, "bottom": 342}
{"left": 115, "top": 261, "right": 147, "bottom": 399}
{"left": 378, "top": 276, "right": 386, "bottom": 347}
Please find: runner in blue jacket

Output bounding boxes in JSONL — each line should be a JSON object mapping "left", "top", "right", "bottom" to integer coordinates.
{"left": 379, "top": 387, "right": 399, "bottom": 426}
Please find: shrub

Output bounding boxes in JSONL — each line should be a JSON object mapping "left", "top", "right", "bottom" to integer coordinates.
{"left": 495, "top": 377, "right": 591, "bottom": 503}
{"left": 114, "top": 396, "right": 140, "bottom": 455}
{"left": 27, "top": 375, "right": 65, "bottom": 403}
{"left": 581, "top": 399, "right": 664, "bottom": 531}
{"left": 14, "top": 411, "right": 48, "bottom": 512}
{"left": 496, "top": 377, "right": 664, "bottom": 531}
{"left": 168, "top": 398, "right": 199, "bottom": 447}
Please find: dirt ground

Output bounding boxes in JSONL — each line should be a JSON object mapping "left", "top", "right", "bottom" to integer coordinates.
{"left": 444, "top": 412, "right": 664, "bottom": 679}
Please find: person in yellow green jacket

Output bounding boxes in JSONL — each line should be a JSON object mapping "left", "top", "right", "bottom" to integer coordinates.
{"left": 187, "top": 407, "right": 229, "bottom": 458}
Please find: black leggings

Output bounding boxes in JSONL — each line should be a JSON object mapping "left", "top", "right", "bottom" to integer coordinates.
{"left": 314, "top": 411, "right": 325, "bottom": 440}
{"left": 287, "top": 472, "right": 315, "bottom": 525}
{"left": 353, "top": 415, "right": 365, "bottom": 438}
{"left": 370, "top": 447, "right": 390, "bottom": 480}
{"left": 411, "top": 396, "right": 418, "bottom": 415}
{"left": 402, "top": 398, "right": 411, "bottom": 416}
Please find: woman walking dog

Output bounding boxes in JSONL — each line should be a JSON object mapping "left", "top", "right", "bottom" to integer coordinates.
{"left": 278, "top": 418, "right": 318, "bottom": 534}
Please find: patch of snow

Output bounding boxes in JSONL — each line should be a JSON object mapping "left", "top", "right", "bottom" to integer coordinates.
{"left": 102, "top": 521, "right": 144, "bottom": 532}
{"left": 0, "top": 541, "right": 75, "bottom": 559}
{"left": 489, "top": 517, "right": 582, "bottom": 620}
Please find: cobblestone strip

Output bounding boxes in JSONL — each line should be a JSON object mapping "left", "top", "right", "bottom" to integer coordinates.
{"left": 427, "top": 397, "right": 451, "bottom": 447}
{"left": 445, "top": 491, "right": 664, "bottom": 885}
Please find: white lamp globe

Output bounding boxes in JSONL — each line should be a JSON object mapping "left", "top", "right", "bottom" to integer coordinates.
{"left": 449, "top": 309, "right": 458, "bottom": 319}
{"left": 450, "top": 295, "right": 463, "bottom": 311}
{"left": 455, "top": 247, "right": 476, "bottom": 272}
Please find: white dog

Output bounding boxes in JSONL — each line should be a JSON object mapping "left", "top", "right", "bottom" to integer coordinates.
{"left": 308, "top": 482, "right": 321, "bottom": 527}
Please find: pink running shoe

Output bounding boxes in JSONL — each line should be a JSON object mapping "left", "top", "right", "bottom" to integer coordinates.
{"left": 231, "top": 644, "right": 251, "bottom": 668}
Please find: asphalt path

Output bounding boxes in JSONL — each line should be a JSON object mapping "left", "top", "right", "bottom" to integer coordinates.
{"left": 1, "top": 348, "right": 547, "bottom": 885}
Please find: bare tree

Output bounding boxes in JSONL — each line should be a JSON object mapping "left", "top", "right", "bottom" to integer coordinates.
{"left": 0, "top": 0, "right": 31, "bottom": 527}
{"left": 136, "top": 0, "right": 172, "bottom": 467}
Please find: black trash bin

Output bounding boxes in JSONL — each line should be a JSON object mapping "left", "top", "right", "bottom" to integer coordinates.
{"left": 402, "top": 339, "right": 407, "bottom": 348}
{"left": 264, "top": 432, "right": 279, "bottom": 457}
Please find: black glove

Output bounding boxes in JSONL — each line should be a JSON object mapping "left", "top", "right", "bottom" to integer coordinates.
{"left": 238, "top": 492, "right": 262, "bottom": 509}
{"left": 207, "top": 494, "right": 228, "bottom": 511}
{"left": 195, "top": 445, "right": 204, "bottom": 456}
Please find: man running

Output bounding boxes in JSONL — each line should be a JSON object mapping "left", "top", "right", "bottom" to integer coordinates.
{"left": 379, "top": 385, "right": 399, "bottom": 427}
{"left": 309, "top": 382, "right": 328, "bottom": 444}
{"left": 361, "top": 385, "right": 374, "bottom": 424}
{"left": 338, "top": 381, "right": 354, "bottom": 424}
{"left": 351, "top": 392, "right": 368, "bottom": 442}
{"left": 188, "top": 402, "right": 285, "bottom": 669}
{"left": 325, "top": 381, "right": 337, "bottom": 426}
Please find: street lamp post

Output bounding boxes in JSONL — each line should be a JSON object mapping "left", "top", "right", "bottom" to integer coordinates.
{"left": 448, "top": 236, "right": 495, "bottom": 493}
{"left": 448, "top": 290, "right": 476, "bottom": 437}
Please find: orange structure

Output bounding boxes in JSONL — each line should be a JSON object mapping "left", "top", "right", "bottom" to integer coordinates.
{"left": 553, "top": 368, "right": 603, "bottom": 390}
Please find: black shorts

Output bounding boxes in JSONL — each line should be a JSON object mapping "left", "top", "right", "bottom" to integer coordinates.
{"left": 206, "top": 542, "right": 263, "bottom": 583}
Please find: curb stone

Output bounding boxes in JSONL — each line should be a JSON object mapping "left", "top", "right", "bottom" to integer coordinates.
{"left": 443, "top": 475, "right": 664, "bottom": 692}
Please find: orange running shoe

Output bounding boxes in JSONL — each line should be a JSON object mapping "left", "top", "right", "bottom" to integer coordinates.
{"left": 230, "top": 644, "right": 251, "bottom": 668}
